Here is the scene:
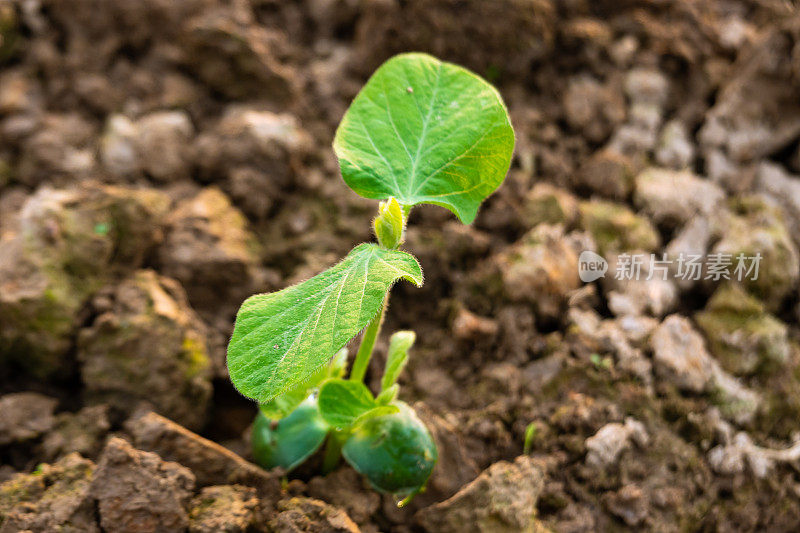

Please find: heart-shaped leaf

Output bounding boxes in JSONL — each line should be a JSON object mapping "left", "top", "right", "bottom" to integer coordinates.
{"left": 227, "top": 243, "right": 423, "bottom": 403}
{"left": 334, "top": 53, "right": 515, "bottom": 224}
{"left": 318, "top": 379, "right": 377, "bottom": 428}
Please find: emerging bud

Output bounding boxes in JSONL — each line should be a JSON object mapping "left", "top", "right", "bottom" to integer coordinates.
{"left": 373, "top": 197, "right": 405, "bottom": 249}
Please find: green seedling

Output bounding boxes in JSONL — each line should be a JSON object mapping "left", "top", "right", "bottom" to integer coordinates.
{"left": 228, "top": 52, "right": 514, "bottom": 502}
{"left": 523, "top": 422, "right": 538, "bottom": 454}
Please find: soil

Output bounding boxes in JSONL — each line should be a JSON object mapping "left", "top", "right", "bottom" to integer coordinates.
{"left": 2, "top": 0, "right": 800, "bottom": 531}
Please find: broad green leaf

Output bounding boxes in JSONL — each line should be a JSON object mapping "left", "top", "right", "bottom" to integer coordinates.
{"left": 227, "top": 243, "right": 423, "bottom": 403}
{"left": 251, "top": 398, "right": 329, "bottom": 471}
{"left": 333, "top": 53, "right": 515, "bottom": 224}
{"left": 381, "top": 330, "right": 415, "bottom": 391}
{"left": 318, "top": 378, "right": 377, "bottom": 428}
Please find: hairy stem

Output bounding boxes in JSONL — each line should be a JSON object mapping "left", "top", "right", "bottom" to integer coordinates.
{"left": 350, "top": 295, "right": 388, "bottom": 383}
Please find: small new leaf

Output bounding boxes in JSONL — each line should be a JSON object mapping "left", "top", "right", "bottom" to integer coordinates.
{"left": 373, "top": 197, "right": 404, "bottom": 249}
{"left": 375, "top": 384, "right": 399, "bottom": 405}
{"left": 352, "top": 405, "right": 400, "bottom": 428}
{"left": 227, "top": 243, "right": 423, "bottom": 403}
{"left": 318, "top": 379, "right": 377, "bottom": 428}
{"left": 328, "top": 347, "right": 349, "bottom": 378}
{"left": 381, "top": 330, "right": 415, "bottom": 391}
{"left": 334, "top": 53, "right": 515, "bottom": 224}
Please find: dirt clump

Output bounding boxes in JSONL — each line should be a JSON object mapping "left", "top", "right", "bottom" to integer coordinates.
{"left": 90, "top": 437, "right": 195, "bottom": 533}
{"left": 0, "top": 392, "right": 56, "bottom": 446}
{"left": 77, "top": 270, "right": 212, "bottom": 430}
{"left": 416, "top": 455, "right": 546, "bottom": 533}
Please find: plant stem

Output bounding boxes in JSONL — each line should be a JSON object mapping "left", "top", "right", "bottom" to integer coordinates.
{"left": 349, "top": 295, "right": 387, "bottom": 383}
{"left": 321, "top": 432, "right": 344, "bottom": 474}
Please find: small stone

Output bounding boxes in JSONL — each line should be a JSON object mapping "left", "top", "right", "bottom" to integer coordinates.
{"left": 41, "top": 404, "right": 110, "bottom": 460}
{"left": 135, "top": 111, "right": 194, "bottom": 182}
{"left": 452, "top": 308, "right": 499, "bottom": 340}
{"left": 709, "top": 366, "right": 761, "bottom": 425}
{"left": 188, "top": 485, "right": 258, "bottom": 533}
{"left": 415, "top": 456, "right": 545, "bottom": 533}
{"left": 16, "top": 113, "right": 97, "bottom": 186}
{"left": 709, "top": 432, "right": 800, "bottom": 479}
{"left": 708, "top": 442, "right": 746, "bottom": 476}
{"left": 522, "top": 183, "right": 579, "bottom": 229}
{"left": 695, "top": 283, "right": 790, "bottom": 376}
{"left": 306, "top": 468, "right": 380, "bottom": 525}
{"left": 567, "top": 309, "right": 653, "bottom": 383}
{"left": 755, "top": 162, "right": 800, "bottom": 250}
{"left": 269, "top": 497, "right": 360, "bottom": 533}
{"left": 0, "top": 392, "right": 57, "bottom": 445}
{"left": 563, "top": 75, "right": 625, "bottom": 143}
{"left": 610, "top": 35, "right": 639, "bottom": 67}
{"left": 699, "top": 20, "right": 800, "bottom": 165}
{"left": 711, "top": 195, "right": 799, "bottom": 308}
{"left": 607, "top": 123, "right": 658, "bottom": 159}
{"left": 0, "top": 453, "right": 97, "bottom": 532}
{"left": 157, "top": 187, "right": 260, "bottom": 311}
{"left": 624, "top": 68, "right": 669, "bottom": 106}
{"left": 91, "top": 437, "right": 195, "bottom": 533}
{"left": 651, "top": 316, "right": 760, "bottom": 423}
{"left": 717, "top": 16, "right": 754, "bottom": 51}
{"left": 704, "top": 149, "right": 746, "bottom": 193}
{"left": 603, "top": 484, "right": 649, "bottom": 526}
{"left": 655, "top": 120, "right": 695, "bottom": 169}
{"left": 578, "top": 200, "right": 660, "bottom": 255}
{"left": 650, "top": 315, "right": 715, "bottom": 393}
{"left": 194, "top": 106, "right": 312, "bottom": 219}
{"left": 604, "top": 256, "right": 678, "bottom": 318}
{"left": 616, "top": 314, "right": 659, "bottom": 346}
{"left": 573, "top": 149, "right": 635, "bottom": 200}
{"left": 665, "top": 216, "right": 713, "bottom": 291}
{"left": 634, "top": 167, "right": 724, "bottom": 228}
{"left": 126, "top": 411, "right": 280, "bottom": 497}
{"left": 101, "top": 111, "right": 195, "bottom": 182}
{"left": 100, "top": 115, "right": 139, "bottom": 178}
{"left": 181, "top": 7, "right": 296, "bottom": 101}
{"left": 497, "top": 224, "right": 594, "bottom": 322}
{"left": 585, "top": 418, "right": 648, "bottom": 469}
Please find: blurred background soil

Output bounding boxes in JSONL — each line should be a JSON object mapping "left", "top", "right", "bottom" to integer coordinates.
{"left": 2, "top": 0, "right": 800, "bottom": 531}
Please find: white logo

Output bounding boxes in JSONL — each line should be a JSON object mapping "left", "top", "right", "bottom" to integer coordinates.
{"left": 579, "top": 250, "right": 608, "bottom": 282}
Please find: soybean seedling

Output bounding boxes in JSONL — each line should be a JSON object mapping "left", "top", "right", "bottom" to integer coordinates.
{"left": 227, "top": 53, "right": 514, "bottom": 502}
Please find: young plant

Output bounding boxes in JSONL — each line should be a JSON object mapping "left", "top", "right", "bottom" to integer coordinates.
{"left": 227, "top": 53, "right": 514, "bottom": 502}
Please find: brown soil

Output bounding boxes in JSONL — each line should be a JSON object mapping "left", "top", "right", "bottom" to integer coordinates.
{"left": 2, "top": 0, "right": 800, "bottom": 531}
